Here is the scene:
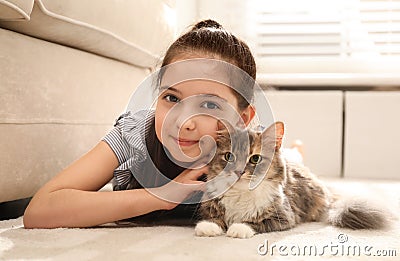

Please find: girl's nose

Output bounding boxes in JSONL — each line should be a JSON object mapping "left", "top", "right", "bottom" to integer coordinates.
{"left": 178, "top": 117, "right": 196, "bottom": 131}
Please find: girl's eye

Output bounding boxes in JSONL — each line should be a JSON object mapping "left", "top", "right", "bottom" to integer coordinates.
{"left": 224, "top": 152, "right": 236, "bottom": 162}
{"left": 163, "top": 94, "right": 180, "bottom": 103}
{"left": 249, "top": 155, "right": 262, "bottom": 164}
{"left": 201, "top": 101, "right": 220, "bottom": 110}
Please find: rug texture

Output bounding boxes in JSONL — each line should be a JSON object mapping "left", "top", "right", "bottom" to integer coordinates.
{"left": 0, "top": 179, "right": 399, "bottom": 261}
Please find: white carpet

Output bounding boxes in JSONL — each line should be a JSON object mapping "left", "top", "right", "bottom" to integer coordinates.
{"left": 1, "top": 179, "right": 399, "bottom": 261}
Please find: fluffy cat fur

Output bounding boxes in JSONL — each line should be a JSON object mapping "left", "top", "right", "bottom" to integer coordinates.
{"left": 195, "top": 122, "right": 391, "bottom": 239}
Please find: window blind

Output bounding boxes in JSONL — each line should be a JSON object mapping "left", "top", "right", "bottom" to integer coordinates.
{"left": 358, "top": 0, "right": 400, "bottom": 56}
{"left": 246, "top": 0, "right": 400, "bottom": 86}
{"left": 194, "top": 0, "right": 400, "bottom": 85}
{"left": 251, "top": 0, "right": 400, "bottom": 58}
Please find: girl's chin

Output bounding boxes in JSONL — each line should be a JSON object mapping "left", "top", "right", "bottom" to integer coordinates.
{"left": 168, "top": 149, "right": 202, "bottom": 163}
{"left": 171, "top": 153, "right": 201, "bottom": 163}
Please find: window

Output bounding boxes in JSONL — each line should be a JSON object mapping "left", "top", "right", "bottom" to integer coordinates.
{"left": 248, "top": 0, "right": 400, "bottom": 86}
{"left": 195, "top": 0, "right": 400, "bottom": 86}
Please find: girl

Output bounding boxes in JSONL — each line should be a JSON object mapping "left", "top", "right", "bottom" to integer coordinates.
{"left": 23, "top": 19, "right": 258, "bottom": 228}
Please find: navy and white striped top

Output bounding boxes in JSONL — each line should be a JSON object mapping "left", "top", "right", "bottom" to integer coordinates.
{"left": 102, "top": 110, "right": 150, "bottom": 190}
{"left": 102, "top": 109, "right": 188, "bottom": 191}
{"left": 102, "top": 110, "right": 201, "bottom": 222}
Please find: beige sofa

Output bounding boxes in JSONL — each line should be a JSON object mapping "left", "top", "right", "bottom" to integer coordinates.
{"left": 0, "top": 0, "right": 175, "bottom": 203}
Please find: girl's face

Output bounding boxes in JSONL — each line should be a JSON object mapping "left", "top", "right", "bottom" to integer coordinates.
{"left": 155, "top": 79, "right": 246, "bottom": 163}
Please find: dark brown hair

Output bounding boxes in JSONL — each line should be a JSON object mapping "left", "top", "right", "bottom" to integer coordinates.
{"left": 161, "top": 19, "right": 256, "bottom": 110}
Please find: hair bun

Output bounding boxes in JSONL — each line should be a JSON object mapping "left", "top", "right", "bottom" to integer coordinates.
{"left": 193, "top": 19, "right": 224, "bottom": 30}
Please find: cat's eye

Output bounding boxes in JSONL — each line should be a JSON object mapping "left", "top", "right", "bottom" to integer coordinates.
{"left": 224, "top": 152, "right": 236, "bottom": 162}
{"left": 249, "top": 154, "right": 262, "bottom": 164}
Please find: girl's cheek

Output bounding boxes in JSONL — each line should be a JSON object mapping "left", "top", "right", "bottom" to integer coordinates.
{"left": 206, "top": 118, "right": 219, "bottom": 139}
{"left": 154, "top": 111, "right": 166, "bottom": 142}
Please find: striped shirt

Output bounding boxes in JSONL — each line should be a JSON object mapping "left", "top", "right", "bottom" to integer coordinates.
{"left": 102, "top": 110, "right": 154, "bottom": 191}
{"left": 102, "top": 110, "right": 201, "bottom": 222}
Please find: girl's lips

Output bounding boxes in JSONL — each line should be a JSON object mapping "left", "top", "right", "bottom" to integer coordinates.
{"left": 173, "top": 137, "right": 199, "bottom": 146}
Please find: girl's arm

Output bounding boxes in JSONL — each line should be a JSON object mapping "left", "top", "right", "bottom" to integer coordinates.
{"left": 23, "top": 141, "right": 172, "bottom": 228}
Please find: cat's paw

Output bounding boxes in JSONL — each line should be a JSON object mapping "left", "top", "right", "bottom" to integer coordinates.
{"left": 195, "top": 221, "right": 224, "bottom": 237}
{"left": 227, "top": 223, "right": 255, "bottom": 239}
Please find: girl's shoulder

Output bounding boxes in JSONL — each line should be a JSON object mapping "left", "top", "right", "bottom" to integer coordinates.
{"left": 114, "top": 109, "right": 155, "bottom": 129}
{"left": 112, "top": 109, "right": 155, "bottom": 149}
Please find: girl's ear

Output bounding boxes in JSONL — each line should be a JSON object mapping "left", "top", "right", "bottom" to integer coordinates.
{"left": 240, "top": 105, "right": 256, "bottom": 126}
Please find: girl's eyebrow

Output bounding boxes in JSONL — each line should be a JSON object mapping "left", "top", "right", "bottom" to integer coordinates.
{"left": 159, "top": 86, "right": 182, "bottom": 94}
{"left": 201, "top": 94, "right": 227, "bottom": 102}
{"left": 159, "top": 86, "right": 227, "bottom": 101}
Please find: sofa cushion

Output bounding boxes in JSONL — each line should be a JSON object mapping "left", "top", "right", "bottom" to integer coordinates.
{"left": 0, "top": 0, "right": 33, "bottom": 20}
{"left": 0, "top": 0, "right": 176, "bottom": 68}
{"left": 0, "top": 27, "right": 149, "bottom": 203}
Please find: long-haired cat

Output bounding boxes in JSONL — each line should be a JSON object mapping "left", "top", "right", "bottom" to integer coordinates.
{"left": 195, "top": 122, "right": 391, "bottom": 238}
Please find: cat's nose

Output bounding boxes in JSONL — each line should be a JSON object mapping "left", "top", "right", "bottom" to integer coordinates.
{"left": 234, "top": 170, "right": 245, "bottom": 178}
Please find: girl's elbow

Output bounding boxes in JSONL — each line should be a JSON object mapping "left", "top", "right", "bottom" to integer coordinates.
{"left": 23, "top": 204, "right": 54, "bottom": 229}
{"left": 23, "top": 206, "right": 43, "bottom": 228}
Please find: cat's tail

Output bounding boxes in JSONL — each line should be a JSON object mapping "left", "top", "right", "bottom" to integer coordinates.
{"left": 328, "top": 197, "right": 393, "bottom": 230}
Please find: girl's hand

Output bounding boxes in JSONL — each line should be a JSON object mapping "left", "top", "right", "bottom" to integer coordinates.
{"left": 151, "top": 166, "right": 208, "bottom": 210}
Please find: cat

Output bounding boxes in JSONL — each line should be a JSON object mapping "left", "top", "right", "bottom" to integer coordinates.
{"left": 195, "top": 121, "right": 391, "bottom": 239}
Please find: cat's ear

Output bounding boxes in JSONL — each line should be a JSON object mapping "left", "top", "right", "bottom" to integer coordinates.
{"left": 274, "top": 122, "right": 284, "bottom": 149}
{"left": 263, "top": 121, "right": 285, "bottom": 149}
{"left": 216, "top": 119, "right": 229, "bottom": 137}
{"left": 217, "top": 120, "right": 227, "bottom": 132}
{"left": 217, "top": 119, "right": 236, "bottom": 139}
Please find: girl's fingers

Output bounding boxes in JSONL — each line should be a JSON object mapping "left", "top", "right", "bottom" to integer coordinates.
{"left": 185, "top": 166, "right": 208, "bottom": 180}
